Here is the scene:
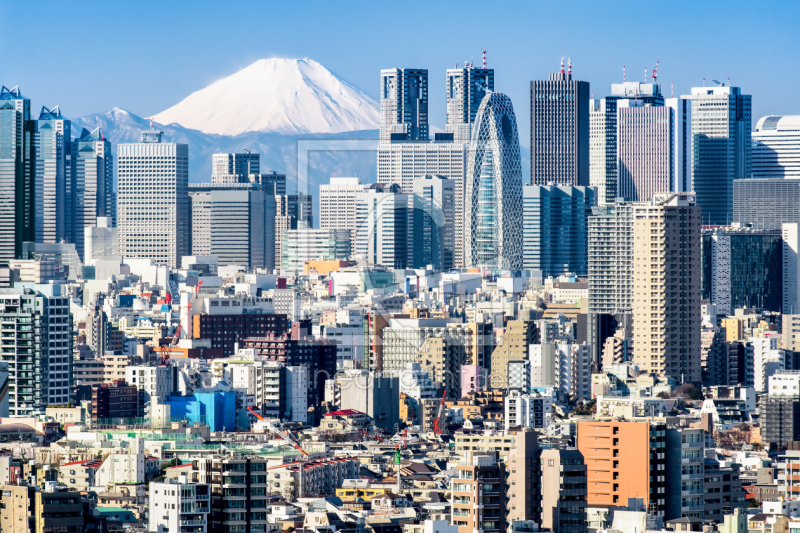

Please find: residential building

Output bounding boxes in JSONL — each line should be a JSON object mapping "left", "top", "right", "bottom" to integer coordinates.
{"left": 91, "top": 380, "right": 138, "bottom": 422}
{"left": 33, "top": 106, "right": 70, "bottom": 246}
{"left": 397, "top": 362, "right": 437, "bottom": 424}
{"left": 117, "top": 125, "right": 189, "bottom": 268}
{"left": 701, "top": 226, "right": 783, "bottom": 315}
{"left": 523, "top": 185, "right": 595, "bottom": 277}
{"left": 451, "top": 451, "right": 506, "bottom": 533}
{"left": 530, "top": 60, "right": 590, "bottom": 186}
{"left": 0, "top": 484, "right": 88, "bottom": 533}
{"left": 665, "top": 427, "right": 706, "bottom": 520}
{"left": 189, "top": 183, "right": 276, "bottom": 270}
{"left": 588, "top": 201, "right": 634, "bottom": 314}
{"left": 191, "top": 302, "right": 287, "bottom": 356}
{"left": 281, "top": 225, "right": 351, "bottom": 271}
{"left": 506, "top": 430, "right": 542, "bottom": 523}
{"left": 490, "top": 320, "right": 538, "bottom": 389}
{"left": 540, "top": 448, "right": 588, "bottom": 533}
{"left": 71, "top": 127, "right": 113, "bottom": 260}
{"left": 752, "top": 116, "right": 800, "bottom": 178}
{"left": 589, "top": 96, "right": 618, "bottom": 204}
{"left": 733, "top": 178, "right": 800, "bottom": 230}
{"left": 332, "top": 369, "right": 400, "bottom": 430}
{"left": 381, "top": 318, "right": 468, "bottom": 376}
{"left": 149, "top": 477, "right": 210, "bottom": 533}
{"left": 632, "top": 193, "right": 701, "bottom": 384}
{"left": 504, "top": 389, "right": 554, "bottom": 430}
{"left": 530, "top": 341, "right": 592, "bottom": 399}
{"left": 416, "top": 335, "right": 467, "bottom": 398}
{"left": 576, "top": 419, "right": 666, "bottom": 515}
{"left": 413, "top": 174, "right": 455, "bottom": 271}
{"left": 125, "top": 364, "right": 177, "bottom": 415}
{"left": 688, "top": 85, "right": 751, "bottom": 226}
{"left": 445, "top": 65, "right": 494, "bottom": 142}
{"left": 753, "top": 337, "right": 785, "bottom": 393}
{"left": 0, "top": 85, "right": 34, "bottom": 264}
{"left": 380, "top": 68, "right": 428, "bottom": 141}
{"left": 0, "top": 285, "right": 71, "bottom": 415}
{"left": 703, "top": 458, "right": 747, "bottom": 520}
{"left": 762, "top": 372, "right": 800, "bottom": 448}
{"left": 319, "top": 177, "right": 368, "bottom": 251}
{"left": 464, "top": 92, "right": 524, "bottom": 269}
{"left": 785, "top": 315, "right": 800, "bottom": 351}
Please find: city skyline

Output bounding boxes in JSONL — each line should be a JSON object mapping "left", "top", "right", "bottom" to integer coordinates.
{"left": 2, "top": 1, "right": 797, "bottom": 148}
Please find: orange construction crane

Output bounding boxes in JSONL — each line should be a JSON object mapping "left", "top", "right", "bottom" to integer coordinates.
{"left": 247, "top": 406, "right": 264, "bottom": 421}
{"left": 432, "top": 389, "right": 447, "bottom": 436}
{"left": 159, "top": 324, "right": 182, "bottom": 366}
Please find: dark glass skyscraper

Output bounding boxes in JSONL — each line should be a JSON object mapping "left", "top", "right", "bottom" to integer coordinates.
{"left": 530, "top": 59, "right": 590, "bottom": 187}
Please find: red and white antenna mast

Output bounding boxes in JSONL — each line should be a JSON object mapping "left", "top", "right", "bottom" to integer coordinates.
{"left": 652, "top": 60, "right": 660, "bottom": 83}
{"left": 482, "top": 50, "right": 487, "bottom": 69}
{"left": 560, "top": 55, "right": 564, "bottom": 74}
{"left": 567, "top": 56, "right": 572, "bottom": 77}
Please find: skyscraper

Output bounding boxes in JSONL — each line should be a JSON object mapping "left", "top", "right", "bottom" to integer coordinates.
{"left": 413, "top": 174, "right": 455, "bottom": 271}
{"left": 319, "top": 177, "right": 368, "bottom": 252}
{"left": 0, "top": 86, "right": 34, "bottom": 264}
{"left": 633, "top": 192, "right": 701, "bottom": 384}
{"left": 752, "top": 116, "right": 800, "bottom": 178}
{"left": 688, "top": 84, "right": 751, "bottom": 226}
{"left": 588, "top": 201, "right": 635, "bottom": 314}
{"left": 33, "top": 106, "right": 70, "bottom": 245}
{"left": 380, "top": 68, "right": 428, "bottom": 141}
{"left": 589, "top": 97, "right": 618, "bottom": 204}
{"left": 523, "top": 185, "right": 595, "bottom": 277}
{"left": 274, "top": 194, "right": 312, "bottom": 270}
{"left": 445, "top": 64, "right": 494, "bottom": 142}
{"left": 355, "top": 183, "right": 411, "bottom": 268}
{"left": 211, "top": 151, "right": 260, "bottom": 180}
{"left": 464, "top": 92, "right": 524, "bottom": 270}
{"left": 71, "top": 126, "right": 112, "bottom": 260}
{"left": 117, "top": 125, "right": 189, "bottom": 268}
{"left": 530, "top": 59, "right": 590, "bottom": 186}
{"left": 189, "top": 183, "right": 275, "bottom": 270}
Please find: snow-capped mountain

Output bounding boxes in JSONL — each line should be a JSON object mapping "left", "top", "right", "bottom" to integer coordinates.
{"left": 151, "top": 58, "right": 380, "bottom": 136}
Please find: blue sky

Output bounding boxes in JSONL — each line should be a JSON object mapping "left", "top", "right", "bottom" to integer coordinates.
{"left": 2, "top": 0, "right": 798, "bottom": 142}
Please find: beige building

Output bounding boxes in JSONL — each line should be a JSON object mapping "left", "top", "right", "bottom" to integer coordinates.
{"left": 541, "top": 448, "right": 588, "bottom": 533}
{"left": 103, "top": 355, "right": 130, "bottom": 382}
{"left": 783, "top": 315, "right": 800, "bottom": 351}
{"left": 489, "top": 320, "right": 538, "bottom": 389}
{"left": 451, "top": 451, "right": 505, "bottom": 533}
{"left": 453, "top": 433, "right": 516, "bottom": 458}
{"left": 417, "top": 337, "right": 466, "bottom": 397}
{"left": 506, "top": 430, "right": 541, "bottom": 523}
{"left": 632, "top": 193, "right": 701, "bottom": 383}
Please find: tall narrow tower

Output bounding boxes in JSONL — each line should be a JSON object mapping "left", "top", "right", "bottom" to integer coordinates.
{"left": 380, "top": 69, "right": 428, "bottom": 141}
{"left": 446, "top": 64, "right": 494, "bottom": 142}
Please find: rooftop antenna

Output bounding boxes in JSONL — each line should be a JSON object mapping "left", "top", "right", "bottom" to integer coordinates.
{"left": 453, "top": 63, "right": 457, "bottom": 69}
{"left": 644, "top": 67, "right": 647, "bottom": 83}
{"left": 560, "top": 55, "right": 565, "bottom": 74}
{"left": 652, "top": 60, "right": 659, "bottom": 83}
{"left": 567, "top": 56, "right": 572, "bottom": 77}
{"left": 727, "top": 77, "right": 730, "bottom": 87}
{"left": 623, "top": 65, "right": 626, "bottom": 83}
{"left": 703, "top": 78, "right": 706, "bottom": 87}
{"left": 482, "top": 50, "right": 487, "bottom": 69}
{"left": 671, "top": 81, "right": 674, "bottom": 98}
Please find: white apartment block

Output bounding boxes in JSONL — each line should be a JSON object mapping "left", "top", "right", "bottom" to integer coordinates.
{"left": 504, "top": 389, "right": 554, "bottom": 430}
{"left": 117, "top": 134, "right": 189, "bottom": 268}
{"left": 530, "top": 342, "right": 592, "bottom": 399}
{"left": 149, "top": 477, "right": 210, "bottom": 533}
{"left": 753, "top": 337, "right": 786, "bottom": 393}
{"left": 125, "top": 365, "right": 175, "bottom": 410}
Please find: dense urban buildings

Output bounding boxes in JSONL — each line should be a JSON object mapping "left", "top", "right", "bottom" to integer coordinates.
{"left": 530, "top": 59, "right": 590, "bottom": 186}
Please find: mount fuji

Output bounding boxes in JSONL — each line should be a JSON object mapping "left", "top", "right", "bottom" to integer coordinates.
{"left": 151, "top": 58, "right": 380, "bottom": 136}
{"left": 70, "top": 58, "right": 381, "bottom": 203}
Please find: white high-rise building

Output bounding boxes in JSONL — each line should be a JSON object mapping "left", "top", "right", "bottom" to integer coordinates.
{"left": 319, "top": 177, "right": 368, "bottom": 250}
{"left": 355, "top": 184, "right": 412, "bottom": 268}
{"left": 211, "top": 151, "right": 259, "bottom": 179}
{"left": 380, "top": 68, "right": 428, "bottom": 142}
{"left": 588, "top": 201, "right": 636, "bottom": 314}
{"left": 117, "top": 127, "right": 189, "bottom": 268}
{"left": 149, "top": 477, "right": 210, "bottom": 533}
{"left": 413, "top": 174, "right": 455, "bottom": 271}
{"left": 752, "top": 337, "right": 785, "bottom": 393}
{"left": 377, "top": 140, "right": 468, "bottom": 266}
{"left": 84, "top": 217, "right": 118, "bottom": 262}
{"left": 753, "top": 116, "right": 800, "bottom": 178}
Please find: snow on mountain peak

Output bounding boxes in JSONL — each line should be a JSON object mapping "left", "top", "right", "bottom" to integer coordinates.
{"left": 151, "top": 57, "right": 379, "bottom": 136}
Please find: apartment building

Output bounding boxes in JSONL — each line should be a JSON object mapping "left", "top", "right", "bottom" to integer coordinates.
{"left": 150, "top": 476, "right": 210, "bottom": 533}
{"left": 541, "top": 448, "right": 588, "bottom": 533}
{"left": 506, "top": 431, "right": 542, "bottom": 523}
{"left": 451, "top": 451, "right": 506, "bottom": 533}
{"left": 490, "top": 320, "right": 539, "bottom": 389}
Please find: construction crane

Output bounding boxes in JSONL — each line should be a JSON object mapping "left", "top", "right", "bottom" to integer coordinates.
{"left": 159, "top": 324, "right": 182, "bottom": 366}
{"left": 182, "top": 280, "right": 203, "bottom": 339}
{"left": 432, "top": 389, "right": 447, "bottom": 436}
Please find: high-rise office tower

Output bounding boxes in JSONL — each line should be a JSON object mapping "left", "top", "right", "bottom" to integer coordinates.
{"left": 71, "top": 127, "right": 113, "bottom": 260}
{"left": 377, "top": 140, "right": 468, "bottom": 265}
{"left": 0, "top": 285, "right": 72, "bottom": 415}
{"left": 380, "top": 68, "right": 428, "bottom": 141}
{"left": 251, "top": 170, "right": 286, "bottom": 195}
{"left": 0, "top": 86, "right": 35, "bottom": 264}
{"left": 688, "top": 85, "right": 751, "bottom": 226}
{"left": 211, "top": 151, "right": 260, "bottom": 180}
{"left": 588, "top": 201, "right": 635, "bottom": 314}
{"left": 445, "top": 64, "right": 494, "bottom": 142}
{"left": 355, "top": 184, "right": 412, "bottom": 268}
{"left": 464, "top": 92, "right": 523, "bottom": 270}
{"left": 633, "top": 193, "right": 701, "bottom": 384}
{"left": 319, "top": 177, "right": 368, "bottom": 252}
{"left": 523, "top": 185, "right": 595, "bottom": 277}
{"left": 752, "top": 116, "right": 800, "bottom": 178}
{"left": 701, "top": 226, "right": 783, "bottom": 315}
{"left": 530, "top": 59, "right": 590, "bottom": 186}
{"left": 33, "top": 106, "right": 70, "bottom": 245}
{"left": 117, "top": 125, "right": 189, "bottom": 268}
{"left": 590, "top": 80, "right": 690, "bottom": 203}
{"left": 413, "top": 174, "right": 455, "bottom": 271}
{"left": 274, "top": 194, "right": 312, "bottom": 270}
{"left": 189, "top": 183, "right": 276, "bottom": 270}
{"left": 783, "top": 223, "right": 800, "bottom": 316}
{"left": 733, "top": 178, "right": 800, "bottom": 230}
